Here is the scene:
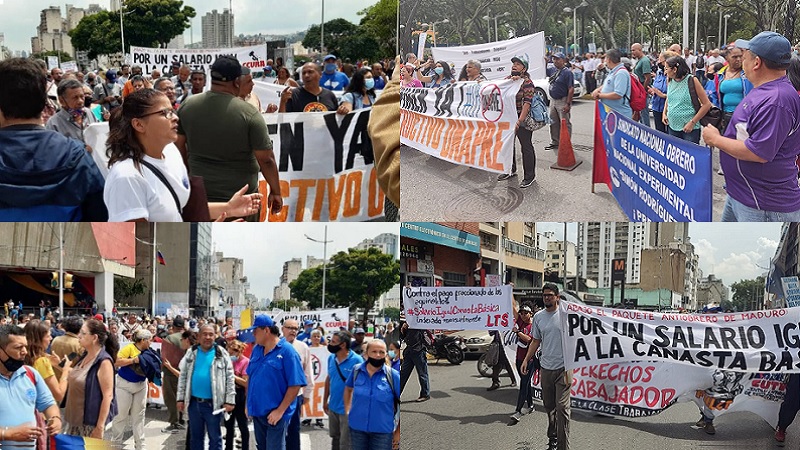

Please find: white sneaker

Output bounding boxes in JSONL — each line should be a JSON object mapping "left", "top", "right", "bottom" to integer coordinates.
{"left": 510, "top": 411, "right": 522, "bottom": 423}
{"left": 520, "top": 406, "right": 533, "bottom": 415}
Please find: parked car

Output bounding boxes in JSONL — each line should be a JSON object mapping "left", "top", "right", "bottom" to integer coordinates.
{"left": 531, "top": 78, "right": 584, "bottom": 106}
{"left": 454, "top": 330, "right": 493, "bottom": 358}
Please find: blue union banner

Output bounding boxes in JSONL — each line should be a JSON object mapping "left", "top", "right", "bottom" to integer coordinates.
{"left": 593, "top": 102, "right": 713, "bottom": 221}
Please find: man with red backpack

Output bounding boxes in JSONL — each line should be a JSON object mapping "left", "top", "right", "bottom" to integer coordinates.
{"left": 592, "top": 49, "right": 635, "bottom": 118}
{"left": 631, "top": 43, "right": 653, "bottom": 125}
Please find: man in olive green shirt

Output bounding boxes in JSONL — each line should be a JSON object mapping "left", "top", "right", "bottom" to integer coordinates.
{"left": 631, "top": 43, "right": 653, "bottom": 127}
{"left": 176, "top": 56, "right": 282, "bottom": 220}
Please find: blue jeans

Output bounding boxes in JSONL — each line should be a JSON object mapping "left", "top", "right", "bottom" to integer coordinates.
{"left": 285, "top": 397, "right": 303, "bottom": 450}
{"left": 189, "top": 400, "right": 222, "bottom": 450}
{"left": 350, "top": 428, "right": 393, "bottom": 450}
{"left": 400, "top": 347, "right": 430, "bottom": 398}
{"left": 253, "top": 413, "right": 289, "bottom": 450}
{"left": 721, "top": 196, "right": 800, "bottom": 221}
{"left": 639, "top": 94, "right": 651, "bottom": 127}
{"left": 667, "top": 126, "right": 700, "bottom": 144}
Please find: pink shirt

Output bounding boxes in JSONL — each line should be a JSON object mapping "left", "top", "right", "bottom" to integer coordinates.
{"left": 402, "top": 78, "right": 423, "bottom": 88}
{"left": 232, "top": 355, "right": 250, "bottom": 377}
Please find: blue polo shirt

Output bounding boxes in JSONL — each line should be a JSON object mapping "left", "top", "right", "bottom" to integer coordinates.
{"left": 190, "top": 346, "right": 215, "bottom": 399}
{"left": 345, "top": 363, "right": 400, "bottom": 434}
{"left": 327, "top": 350, "right": 363, "bottom": 415}
{"left": 246, "top": 338, "right": 307, "bottom": 419}
{"left": 0, "top": 366, "right": 56, "bottom": 448}
{"left": 321, "top": 71, "right": 350, "bottom": 91}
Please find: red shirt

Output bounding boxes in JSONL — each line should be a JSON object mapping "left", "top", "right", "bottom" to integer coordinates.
{"left": 515, "top": 317, "right": 534, "bottom": 361}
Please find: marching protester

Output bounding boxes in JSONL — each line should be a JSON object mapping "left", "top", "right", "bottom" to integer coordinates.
{"left": 321, "top": 54, "right": 350, "bottom": 91}
{"left": 176, "top": 324, "right": 236, "bottom": 450}
{"left": 486, "top": 328, "right": 516, "bottom": 392}
{"left": 24, "top": 319, "right": 70, "bottom": 403}
{"left": 45, "top": 78, "right": 97, "bottom": 146}
{"left": 344, "top": 340, "right": 400, "bottom": 450}
{"left": 701, "top": 31, "right": 800, "bottom": 221}
{"left": 372, "top": 63, "right": 389, "bottom": 90}
{"left": 238, "top": 69, "right": 263, "bottom": 112}
{"left": 416, "top": 59, "right": 454, "bottom": 87}
{"left": 400, "top": 63, "right": 423, "bottom": 88}
{"left": 281, "top": 319, "right": 315, "bottom": 450}
{"left": 111, "top": 329, "right": 155, "bottom": 450}
{"left": 0, "top": 325, "right": 63, "bottom": 448}
{"left": 496, "top": 56, "right": 537, "bottom": 188}
{"left": 631, "top": 43, "right": 653, "bottom": 126}
{"left": 171, "top": 64, "right": 191, "bottom": 101}
{"left": 276, "top": 62, "right": 340, "bottom": 113}
{"left": 93, "top": 70, "right": 122, "bottom": 112}
{"left": 399, "top": 320, "right": 430, "bottom": 403}
{"left": 648, "top": 50, "right": 678, "bottom": 133}
{"left": 509, "top": 303, "right": 537, "bottom": 424}
{"left": 337, "top": 68, "right": 376, "bottom": 115}
{"left": 64, "top": 318, "right": 118, "bottom": 439}
{"left": 180, "top": 70, "right": 207, "bottom": 103}
{"left": 245, "top": 315, "right": 306, "bottom": 450}
{"left": 122, "top": 66, "right": 148, "bottom": 97}
{"left": 388, "top": 341, "right": 401, "bottom": 372}
{"left": 0, "top": 57, "right": 107, "bottom": 221}
{"left": 592, "top": 49, "right": 632, "bottom": 118}
{"left": 546, "top": 53, "right": 575, "bottom": 152}
{"left": 464, "top": 60, "right": 487, "bottom": 82}
{"left": 662, "top": 56, "right": 712, "bottom": 144}
{"left": 776, "top": 373, "right": 799, "bottom": 444}
{"left": 712, "top": 46, "right": 753, "bottom": 132}
{"left": 521, "top": 284, "right": 570, "bottom": 450}
{"left": 324, "top": 330, "right": 362, "bottom": 450}
{"left": 153, "top": 77, "right": 180, "bottom": 109}
{"left": 275, "top": 66, "right": 300, "bottom": 88}
{"left": 103, "top": 88, "right": 264, "bottom": 222}
{"left": 51, "top": 316, "right": 83, "bottom": 381}
{"left": 162, "top": 328, "right": 194, "bottom": 434}
{"left": 225, "top": 339, "right": 250, "bottom": 450}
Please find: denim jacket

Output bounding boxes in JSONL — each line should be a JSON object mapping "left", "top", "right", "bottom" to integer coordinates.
{"left": 176, "top": 344, "right": 236, "bottom": 409}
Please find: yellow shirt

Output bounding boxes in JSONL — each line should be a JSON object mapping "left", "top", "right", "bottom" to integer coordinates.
{"left": 33, "top": 356, "right": 55, "bottom": 380}
{"left": 118, "top": 343, "right": 142, "bottom": 360}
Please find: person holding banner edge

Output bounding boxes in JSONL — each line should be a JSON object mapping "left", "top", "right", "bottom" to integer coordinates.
{"left": 776, "top": 373, "right": 800, "bottom": 445}
{"left": 497, "top": 57, "right": 537, "bottom": 188}
{"left": 521, "top": 283, "right": 571, "bottom": 450}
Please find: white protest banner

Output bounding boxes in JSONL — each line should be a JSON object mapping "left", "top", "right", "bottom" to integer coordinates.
{"left": 147, "top": 342, "right": 164, "bottom": 406}
{"left": 400, "top": 79, "right": 521, "bottom": 174}
{"left": 47, "top": 56, "right": 59, "bottom": 71}
{"left": 268, "top": 308, "right": 350, "bottom": 332}
{"left": 402, "top": 285, "right": 514, "bottom": 330}
{"left": 301, "top": 346, "right": 330, "bottom": 419}
{"left": 60, "top": 61, "right": 78, "bottom": 73}
{"left": 252, "top": 80, "right": 383, "bottom": 106}
{"left": 431, "top": 33, "right": 547, "bottom": 80}
{"left": 84, "top": 108, "right": 384, "bottom": 222}
{"left": 417, "top": 33, "right": 427, "bottom": 60}
{"left": 560, "top": 301, "right": 800, "bottom": 373}
{"left": 782, "top": 276, "right": 800, "bottom": 308}
{"left": 131, "top": 45, "right": 268, "bottom": 80}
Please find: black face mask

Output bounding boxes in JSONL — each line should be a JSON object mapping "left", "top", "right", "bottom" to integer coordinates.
{"left": 327, "top": 344, "right": 342, "bottom": 354}
{"left": 84, "top": 97, "right": 93, "bottom": 108}
{"left": 511, "top": 71, "right": 522, "bottom": 77}
{"left": 367, "top": 357, "right": 385, "bottom": 368}
{"left": 706, "top": 73, "right": 715, "bottom": 80}
{"left": 0, "top": 346, "right": 24, "bottom": 373}
{"left": 657, "top": 63, "right": 665, "bottom": 71}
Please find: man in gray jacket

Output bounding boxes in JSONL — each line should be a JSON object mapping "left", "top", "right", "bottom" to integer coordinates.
{"left": 177, "top": 324, "right": 236, "bottom": 450}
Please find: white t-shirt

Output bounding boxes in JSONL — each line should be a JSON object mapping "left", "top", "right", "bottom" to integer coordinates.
{"left": 104, "top": 144, "right": 190, "bottom": 222}
{"left": 705, "top": 55, "right": 725, "bottom": 69}
{"left": 684, "top": 54, "right": 697, "bottom": 70}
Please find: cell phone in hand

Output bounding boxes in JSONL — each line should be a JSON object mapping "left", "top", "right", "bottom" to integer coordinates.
{"left": 59, "top": 352, "right": 79, "bottom": 367}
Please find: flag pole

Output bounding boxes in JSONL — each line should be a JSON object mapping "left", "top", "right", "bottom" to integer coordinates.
{"left": 152, "top": 223, "right": 157, "bottom": 317}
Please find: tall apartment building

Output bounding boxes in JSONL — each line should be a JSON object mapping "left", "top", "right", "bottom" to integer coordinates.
{"left": 201, "top": 9, "right": 234, "bottom": 48}
{"left": 31, "top": 4, "right": 102, "bottom": 58}
{"left": 273, "top": 258, "right": 303, "bottom": 301}
{"left": 479, "top": 222, "right": 545, "bottom": 288}
{"left": 357, "top": 233, "right": 399, "bottom": 260}
{"left": 545, "top": 240, "right": 577, "bottom": 278}
{"left": 189, "top": 223, "right": 213, "bottom": 316}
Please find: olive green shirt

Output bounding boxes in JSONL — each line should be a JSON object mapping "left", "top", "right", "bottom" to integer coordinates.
{"left": 177, "top": 91, "right": 272, "bottom": 202}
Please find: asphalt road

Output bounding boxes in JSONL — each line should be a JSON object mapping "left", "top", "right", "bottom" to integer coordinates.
{"left": 400, "top": 359, "right": 797, "bottom": 450}
{"left": 400, "top": 98, "right": 729, "bottom": 222}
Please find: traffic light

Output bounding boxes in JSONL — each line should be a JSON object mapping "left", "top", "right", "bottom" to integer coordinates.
{"left": 51, "top": 272, "right": 59, "bottom": 288}
{"left": 64, "top": 274, "right": 74, "bottom": 290}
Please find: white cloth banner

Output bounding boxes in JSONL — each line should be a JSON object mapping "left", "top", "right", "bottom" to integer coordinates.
{"left": 417, "top": 33, "right": 427, "bottom": 60}
{"left": 60, "top": 61, "right": 77, "bottom": 73}
{"left": 252, "top": 80, "right": 383, "bottom": 106}
{"left": 431, "top": 33, "right": 547, "bottom": 80}
{"left": 302, "top": 347, "right": 330, "bottom": 419}
{"left": 499, "top": 328, "right": 786, "bottom": 427}
{"left": 84, "top": 108, "right": 384, "bottom": 222}
{"left": 559, "top": 301, "right": 800, "bottom": 373}
{"left": 402, "top": 285, "right": 514, "bottom": 330}
{"left": 400, "top": 79, "right": 521, "bottom": 174}
{"left": 267, "top": 307, "right": 350, "bottom": 331}
{"left": 130, "top": 45, "right": 268, "bottom": 78}
{"left": 782, "top": 276, "right": 800, "bottom": 308}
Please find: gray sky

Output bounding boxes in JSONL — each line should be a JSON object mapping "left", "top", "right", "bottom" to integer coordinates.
{"left": 211, "top": 223, "right": 398, "bottom": 301}
{"left": 536, "top": 222, "right": 782, "bottom": 286}
{"left": 0, "top": 0, "right": 377, "bottom": 53}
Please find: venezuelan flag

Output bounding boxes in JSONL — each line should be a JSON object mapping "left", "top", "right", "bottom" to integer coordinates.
{"left": 51, "top": 434, "right": 114, "bottom": 450}
{"left": 156, "top": 251, "right": 166, "bottom": 266}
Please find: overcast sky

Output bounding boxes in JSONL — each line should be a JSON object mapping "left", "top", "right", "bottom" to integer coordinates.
{"left": 536, "top": 222, "right": 782, "bottom": 286}
{"left": 0, "top": 0, "right": 377, "bottom": 52}
{"left": 212, "top": 223, "right": 398, "bottom": 301}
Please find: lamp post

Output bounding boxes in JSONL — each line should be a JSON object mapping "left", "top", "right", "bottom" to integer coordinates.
{"left": 482, "top": 13, "right": 492, "bottom": 42}
{"left": 492, "top": 12, "right": 510, "bottom": 42}
{"left": 558, "top": 20, "right": 567, "bottom": 52}
{"left": 564, "top": 2, "right": 588, "bottom": 57}
{"left": 398, "top": 24, "right": 404, "bottom": 55}
{"left": 305, "top": 227, "right": 333, "bottom": 309}
{"left": 119, "top": 0, "right": 125, "bottom": 62}
{"left": 432, "top": 19, "right": 449, "bottom": 47}
{"left": 321, "top": 0, "right": 325, "bottom": 53}
{"left": 723, "top": 14, "right": 731, "bottom": 46}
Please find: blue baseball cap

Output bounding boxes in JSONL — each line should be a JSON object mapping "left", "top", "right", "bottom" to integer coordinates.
{"left": 246, "top": 314, "right": 275, "bottom": 331}
{"left": 552, "top": 52, "right": 567, "bottom": 60}
{"left": 323, "top": 54, "right": 337, "bottom": 61}
{"left": 303, "top": 320, "right": 314, "bottom": 326}
{"left": 735, "top": 31, "right": 792, "bottom": 65}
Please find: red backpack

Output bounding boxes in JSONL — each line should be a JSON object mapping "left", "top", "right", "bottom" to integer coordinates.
{"left": 625, "top": 72, "right": 648, "bottom": 112}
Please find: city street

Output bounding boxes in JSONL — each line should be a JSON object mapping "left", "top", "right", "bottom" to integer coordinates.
{"left": 401, "top": 98, "right": 728, "bottom": 222}
{"left": 400, "top": 358, "right": 797, "bottom": 450}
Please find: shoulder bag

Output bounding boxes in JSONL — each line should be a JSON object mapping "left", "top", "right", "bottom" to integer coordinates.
{"left": 687, "top": 75, "right": 723, "bottom": 130}
{"left": 139, "top": 159, "right": 212, "bottom": 222}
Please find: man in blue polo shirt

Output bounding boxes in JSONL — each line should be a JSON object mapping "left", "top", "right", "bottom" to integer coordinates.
{"left": 323, "top": 330, "right": 363, "bottom": 450}
{"left": 246, "top": 315, "right": 306, "bottom": 450}
{"left": 0, "top": 325, "right": 62, "bottom": 447}
{"left": 545, "top": 53, "right": 575, "bottom": 151}
{"left": 320, "top": 55, "right": 350, "bottom": 91}
{"left": 297, "top": 320, "right": 325, "bottom": 345}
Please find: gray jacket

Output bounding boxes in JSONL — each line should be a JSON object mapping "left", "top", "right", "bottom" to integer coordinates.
{"left": 176, "top": 344, "right": 236, "bottom": 409}
{"left": 45, "top": 107, "right": 96, "bottom": 143}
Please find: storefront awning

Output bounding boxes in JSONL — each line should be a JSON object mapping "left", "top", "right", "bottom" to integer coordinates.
{"left": 401, "top": 222, "right": 481, "bottom": 254}
{"left": 8, "top": 274, "right": 76, "bottom": 306}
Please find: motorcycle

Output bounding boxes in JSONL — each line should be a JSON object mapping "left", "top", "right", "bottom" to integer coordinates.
{"left": 425, "top": 333, "right": 466, "bottom": 365}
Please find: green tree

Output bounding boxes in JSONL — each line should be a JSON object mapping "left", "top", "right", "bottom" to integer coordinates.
{"left": 114, "top": 277, "right": 147, "bottom": 301}
{"left": 302, "top": 18, "right": 359, "bottom": 55}
{"left": 326, "top": 247, "right": 400, "bottom": 323}
{"left": 338, "top": 34, "right": 382, "bottom": 62}
{"left": 69, "top": 11, "right": 120, "bottom": 59}
{"left": 32, "top": 51, "right": 74, "bottom": 62}
{"left": 730, "top": 276, "right": 765, "bottom": 312}
{"left": 289, "top": 266, "right": 329, "bottom": 308}
{"left": 358, "top": 0, "right": 399, "bottom": 58}
{"left": 383, "top": 306, "right": 400, "bottom": 322}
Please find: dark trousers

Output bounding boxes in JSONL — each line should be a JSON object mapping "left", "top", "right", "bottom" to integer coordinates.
{"left": 490, "top": 345, "right": 517, "bottom": 385}
{"left": 163, "top": 371, "right": 179, "bottom": 425}
{"left": 667, "top": 127, "right": 701, "bottom": 144}
{"left": 400, "top": 347, "right": 430, "bottom": 398}
{"left": 511, "top": 127, "right": 536, "bottom": 182}
{"left": 285, "top": 396, "right": 303, "bottom": 450}
{"left": 514, "top": 358, "right": 536, "bottom": 412}
{"left": 779, "top": 374, "right": 800, "bottom": 430}
{"left": 189, "top": 400, "right": 223, "bottom": 450}
{"left": 585, "top": 71, "right": 596, "bottom": 93}
{"left": 652, "top": 110, "right": 666, "bottom": 133}
{"left": 225, "top": 387, "right": 249, "bottom": 450}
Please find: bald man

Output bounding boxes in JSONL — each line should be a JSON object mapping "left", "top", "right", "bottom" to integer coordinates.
{"left": 669, "top": 43, "right": 682, "bottom": 53}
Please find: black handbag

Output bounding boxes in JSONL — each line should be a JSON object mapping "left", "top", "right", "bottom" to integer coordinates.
{"left": 687, "top": 75, "right": 723, "bottom": 130}
{"left": 139, "top": 159, "right": 212, "bottom": 222}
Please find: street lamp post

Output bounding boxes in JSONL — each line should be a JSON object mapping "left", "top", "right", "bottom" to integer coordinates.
{"left": 120, "top": 0, "right": 125, "bottom": 62}
{"left": 493, "top": 12, "right": 510, "bottom": 42}
{"left": 321, "top": 0, "right": 325, "bottom": 53}
{"left": 558, "top": 20, "right": 567, "bottom": 52}
{"left": 565, "top": 2, "right": 589, "bottom": 57}
{"left": 483, "top": 13, "right": 492, "bottom": 42}
{"left": 723, "top": 14, "right": 731, "bottom": 46}
{"left": 432, "top": 19, "right": 449, "bottom": 47}
{"left": 305, "top": 227, "right": 333, "bottom": 309}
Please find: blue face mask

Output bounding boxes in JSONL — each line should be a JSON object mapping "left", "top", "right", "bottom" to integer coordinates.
{"left": 364, "top": 78, "right": 375, "bottom": 90}
{"left": 434, "top": 67, "right": 444, "bottom": 75}
{"left": 325, "top": 63, "right": 337, "bottom": 74}
{"left": 231, "top": 356, "right": 238, "bottom": 362}
{"left": 388, "top": 350, "right": 396, "bottom": 359}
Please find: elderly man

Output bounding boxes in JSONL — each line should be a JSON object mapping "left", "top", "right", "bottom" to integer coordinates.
{"left": 153, "top": 77, "right": 179, "bottom": 109}
{"left": 245, "top": 315, "right": 306, "bottom": 450}
{"left": 172, "top": 64, "right": 191, "bottom": 102}
{"left": 281, "top": 319, "right": 314, "bottom": 450}
{"left": 45, "top": 79, "right": 97, "bottom": 146}
{"left": 545, "top": 53, "right": 575, "bottom": 150}
{"left": 47, "top": 68, "right": 63, "bottom": 101}
{"left": 177, "top": 324, "right": 236, "bottom": 450}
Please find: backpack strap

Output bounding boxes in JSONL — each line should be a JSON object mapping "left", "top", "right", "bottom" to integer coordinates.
{"left": 139, "top": 159, "right": 182, "bottom": 216}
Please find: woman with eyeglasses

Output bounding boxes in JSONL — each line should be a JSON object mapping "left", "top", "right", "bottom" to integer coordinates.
{"left": 103, "top": 89, "right": 263, "bottom": 222}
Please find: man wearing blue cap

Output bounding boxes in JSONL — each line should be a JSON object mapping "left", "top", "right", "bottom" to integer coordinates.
{"left": 320, "top": 55, "right": 349, "bottom": 91}
{"left": 297, "top": 319, "right": 325, "bottom": 345}
{"left": 702, "top": 31, "right": 800, "bottom": 221}
{"left": 545, "top": 53, "right": 574, "bottom": 151}
{"left": 246, "top": 315, "right": 306, "bottom": 450}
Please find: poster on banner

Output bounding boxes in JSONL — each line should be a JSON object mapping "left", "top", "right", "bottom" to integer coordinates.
{"left": 147, "top": 342, "right": 164, "bottom": 406}
{"left": 84, "top": 108, "right": 383, "bottom": 222}
{"left": 269, "top": 308, "right": 349, "bottom": 331}
{"left": 559, "top": 301, "right": 800, "bottom": 373}
{"left": 417, "top": 33, "right": 427, "bottom": 60}
{"left": 499, "top": 332, "right": 787, "bottom": 426}
{"left": 485, "top": 274, "right": 501, "bottom": 287}
{"left": 231, "top": 305, "right": 247, "bottom": 330}
{"left": 47, "top": 56, "right": 59, "bottom": 71}
{"left": 592, "top": 102, "right": 713, "bottom": 221}
{"left": 131, "top": 45, "right": 267, "bottom": 84}
{"left": 301, "top": 347, "right": 330, "bottom": 419}
{"left": 402, "top": 285, "right": 514, "bottom": 330}
{"left": 400, "top": 79, "right": 521, "bottom": 174}
{"left": 431, "top": 33, "right": 547, "bottom": 80}
{"left": 782, "top": 276, "right": 800, "bottom": 308}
